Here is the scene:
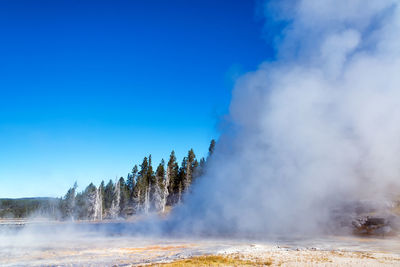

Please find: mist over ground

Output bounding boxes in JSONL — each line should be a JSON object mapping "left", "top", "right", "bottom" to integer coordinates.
{"left": 165, "top": 0, "right": 400, "bottom": 236}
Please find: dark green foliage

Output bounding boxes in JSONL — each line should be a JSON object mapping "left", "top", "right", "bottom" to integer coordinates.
{"left": 127, "top": 165, "right": 137, "bottom": 201}
{"left": 155, "top": 160, "right": 165, "bottom": 190}
{"left": 208, "top": 139, "right": 216, "bottom": 157}
{"left": 172, "top": 149, "right": 198, "bottom": 202}
{"left": 193, "top": 139, "right": 215, "bottom": 180}
{"left": 2, "top": 139, "right": 216, "bottom": 219}
{"left": 0, "top": 198, "right": 60, "bottom": 218}
{"left": 104, "top": 179, "right": 114, "bottom": 211}
{"left": 153, "top": 160, "right": 165, "bottom": 210}
{"left": 136, "top": 156, "right": 149, "bottom": 208}
{"left": 59, "top": 182, "right": 77, "bottom": 220}
{"left": 178, "top": 157, "right": 187, "bottom": 192}
{"left": 185, "top": 148, "right": 198, "bottom": 190}
{"left": 99, "top": 180, "right": 105, "bottom": 215}
{"left": 118, "top": 177, "right": 129, "bottom": 216}
{"left": 168, "top": 152, "right": 184, "bottom": 205}
{"left": 166, "top": 150, "right": 179, "bottom": 206}
{"left": 194, "top": 157, "right": 206, "bottom": 179}
{"left": 147, "top": 155, "right": 156, "bottom": 192}
{"left": 74, "top": 183, "right": 97, "bottom": 220}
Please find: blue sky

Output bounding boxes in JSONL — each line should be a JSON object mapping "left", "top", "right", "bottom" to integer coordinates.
{"left": 0, "top": 0, "right": 272, "bottom": 198}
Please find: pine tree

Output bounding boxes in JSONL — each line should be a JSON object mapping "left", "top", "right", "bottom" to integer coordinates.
{"left": 156, "top": 159, "right": 165, "bottom": 188}
{"left": 163, "top": 151, "right": 177, "bottom": 210}
{"left": 175, "top": 157, "right": 187, "bottom": 203}
{"left": 118, "top": 177, "right": 129, "bottom": 217}
{"left": 184, "top": 149, "right": 197, "bottom": 191}
{"left": 166, "top": 151, "right": 179, "bottom": 205}
{"left": 208, "top": 139, "right": 216, "bottom": 158}
{"left": 135, "top": 157, "right": 149, "bottom": 213}
{"left": 192, "top": 139, "right": 215, "bottom": 181}
{"left": 127, "top": 165, "right": 137, "bottom": 202}
{"left": 110, "top": 178, "right": 121, "bottom": 219}
{"left": 61, "top": 182, "right": 77, "bottom": 220}
{"left": 73, "top": 183, "right": 97, "bottom": 220}
{"left": 86, "top": 183, "right": 97, "bottom": 219}
{"left": 104, "top": 179, "right": 114, "bottom": 217}
{"left": 145, "top": 155, "right": 155, "bottom": 213}
{"left": 99, "top": 180, "right": 105, "bottom": 218}
{"left": 194, "top": 157, "right": 206, "bottom": 179}
{"left": 174, "top": 155, "right": 195, "bottom": 203}
{"left": 74, "top": 191, "right": 85, "bottom": 219}
{"left": 154, "top": 160, "right": 165, "bottom": 212}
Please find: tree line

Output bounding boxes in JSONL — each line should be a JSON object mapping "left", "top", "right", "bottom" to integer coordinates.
{"left": 59, "top": 139, "right": 216, "bottom": 220}
{"left": 0, "top": 198, "right": 59, "bottom": 218}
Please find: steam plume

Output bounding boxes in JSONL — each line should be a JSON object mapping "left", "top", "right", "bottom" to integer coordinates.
{"left": 167, "top": 0, "right": 400, "bottom": 236}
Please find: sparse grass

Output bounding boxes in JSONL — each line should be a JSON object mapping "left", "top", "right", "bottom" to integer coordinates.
{"left": 151, "top": 255, "right": 273, "bottom": 266}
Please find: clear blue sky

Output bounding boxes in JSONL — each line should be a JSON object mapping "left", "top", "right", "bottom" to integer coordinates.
{"left": 0, "top": 0, "right": 272, "bottom": 198}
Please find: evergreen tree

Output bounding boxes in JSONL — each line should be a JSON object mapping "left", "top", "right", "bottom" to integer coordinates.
{"left": 208, "top": 139, "right": 216, "bottom": 158}
{"left": 118, "top": 177, "right": 129, "bottom": 217}
{"left": 156, "top": 160, "right": 165, "bottom": 186}
{"left": 127, "top": 165, "right": 137, "bottom": 202}
{"left": 176, "top": 157, "right": 187, "bottom": 203}
{"left": 74, "top": 191, "right": 85, "bottom": 219}
{"left": 99, "top": 180, "right": 105, "bottom": 217}
{"left": 60, "top": 182, "right": 77, "bottom": 220}
{"left": 166, "top": 151, "right": 179, "bottom": 205}
{"left": 154, "top": 160, "right": 165, "bottom": 211}
{"left": 135, "top": 157, "right": 149, "bottom": 213}
{"left": 184, "top": 149, "right": 198, "bottom": 191}
{"left": 145, "top": 155, "right": 155, "bottom": 213}
{"left": 104, "top": 179, "right": 114, "bottom": 216}
{"left": 192, "top": 139, "right": 216, "bottom": 181}
{"left": 194, "top": 157, "right": 206, "bottom": 179}
{"left": 86, "top": 183, "right": 97, "bottom": 219}
{"left": 75, "top": 183, "right": 97, "bottom": 220}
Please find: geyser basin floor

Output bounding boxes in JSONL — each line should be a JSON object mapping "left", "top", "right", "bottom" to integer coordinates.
{"left": 1, "top": 223, "right": 400, "bottom": 266}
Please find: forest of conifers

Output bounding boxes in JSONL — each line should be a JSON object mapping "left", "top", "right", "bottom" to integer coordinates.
{"left": 0, "top": 140, "right": 216, "bottom": 219}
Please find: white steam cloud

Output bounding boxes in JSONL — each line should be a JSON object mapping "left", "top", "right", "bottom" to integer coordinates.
{"left": 167, "top": 0, "right": 400, "bottom": 236}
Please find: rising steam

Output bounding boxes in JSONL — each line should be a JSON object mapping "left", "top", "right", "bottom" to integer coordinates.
{"left": 166, "top": 0, "right": 400, "bottom": 236}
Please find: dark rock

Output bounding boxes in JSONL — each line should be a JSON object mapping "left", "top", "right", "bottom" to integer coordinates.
{"left": 352, "top": 215, "right": 395, "bottom": 235}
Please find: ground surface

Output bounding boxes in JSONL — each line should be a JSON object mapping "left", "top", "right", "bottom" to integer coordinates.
{"left": 1, "top": 221, "right": 400, "bottom": 266}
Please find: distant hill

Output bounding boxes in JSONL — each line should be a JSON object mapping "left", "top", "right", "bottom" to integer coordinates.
{"left": 0, "top": 197, "right": 60, "bottom": 218}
